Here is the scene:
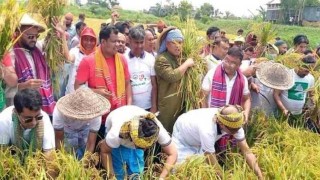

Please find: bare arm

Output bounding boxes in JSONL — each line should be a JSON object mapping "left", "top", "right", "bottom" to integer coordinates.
{"left": 125, "top": 80, "right": 132, "bottom": 105}
{"left": 242, "top": 94, "right": 251, "bottom": 123}
{"left": 159, "top": 142, "right": 177, "bottom": 178}
{"left": 201, "top": 90, "right": 210, "bottom": 108}
{"left": 86, "top": 131, "right": 98, "bottom": 153}
{"left": 54, "top": 130, "right": 64, "bottom": 150}
{"left": 100, "top": 140, "right": 115, "bottom": 178}
{"left": 150, "top": 76, "right": 158, "bottom": 113}
{"left": 44, "top": 150, "right": 59, "bottom": 179}
{"left": 2, "top": 66, "right": 18, "bottom": 87}
{"left": 238, "top": 139, "right": 263, "bottom": 179}
{"left": 273, "top": 89, "right": 288, "bottom": 115}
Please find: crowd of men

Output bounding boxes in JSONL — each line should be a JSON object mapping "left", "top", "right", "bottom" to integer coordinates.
{"left": 0, "top": 10, "right": 319, "bottom": 179}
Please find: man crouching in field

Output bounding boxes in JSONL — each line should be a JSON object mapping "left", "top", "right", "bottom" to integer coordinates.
{"left": 172, "top": 105, "right": 263, "bottom": 179}
{"left": 99, "top": 105, "right": 177, "bottom": 179}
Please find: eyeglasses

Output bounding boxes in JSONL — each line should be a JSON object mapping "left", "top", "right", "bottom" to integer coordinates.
{"left": 20, "top": 115, "right": 43, "bottom": 123}
{"left": 26, "top": 34, "right": 40, "bottom": 40}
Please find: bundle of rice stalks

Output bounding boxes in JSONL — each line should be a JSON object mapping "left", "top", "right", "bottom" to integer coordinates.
{"left": 275, "top": 52, "right": 303, "bottom": 69}
{"left": 250, "top": 22, "right": 277, "bottom": 57}
{"left": 28, "top": 0, "right": 67, "bottom": 95}
{"left": 178, "top": 19, "right": 207, "bottom": 111}
{"left": 0, "top": 0, "right": 24, "bottom": 59}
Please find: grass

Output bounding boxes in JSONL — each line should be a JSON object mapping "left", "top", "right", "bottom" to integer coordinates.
{"left": 64, "top": 5, "right": 320, "bottom": 49}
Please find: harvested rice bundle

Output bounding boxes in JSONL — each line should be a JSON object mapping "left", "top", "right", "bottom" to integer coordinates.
{"left": 250, "top": 22, "right": 277, "bottom": 57}
{"left": 275, "top": 53, "right": 303, "bottom": 69}
{"left": 0, "top": 0, "right": 23, "bottom": 60}
{"left": 28, "top": 0, "right": 67, "bottom": 95}
{"left": 178, "top": 19, "right": 207, "bottom": 111}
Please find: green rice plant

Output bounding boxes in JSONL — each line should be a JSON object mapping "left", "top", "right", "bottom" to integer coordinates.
{"left": 0, "top": 0, "right": 24, "bottom": 60}
{"left": 28, "top": 0, "right": 67, "bottom": 96}
{"left": 178, "top": 19, "right": 207, "bottom": 111}
{"left": 250, "top": 22, "right": 277, "bottom": 57}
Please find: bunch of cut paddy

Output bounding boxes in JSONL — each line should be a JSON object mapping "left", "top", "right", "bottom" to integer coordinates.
{"left": 178, "top": 19, "right": 207, "bottom": 111}
{"left": 28, "top": 0, "right": 67, "bottom": 96}
{"left": 0, "top": 0, "right": 24, "bottom": 60}
{"left": 250, "top": 22, "right": 277, "bottom": 57}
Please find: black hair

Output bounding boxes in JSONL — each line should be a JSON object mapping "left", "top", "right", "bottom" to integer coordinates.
{"left": 146, "top": 28, "right": 156, "bottom": 36}
{"left": 14, "top": 89, "right": 42, "bottom": 114}
{"left": 79, "top": 13, "right": 85, "bottom": 19}
{"left": 293, "top": 34, "right": 309, "bottom": 46}
{"left": 237, "top": 29, "right": 244, "bottom": 33}
{"left": 75, "top": 21, "right": 86, "bottom": 32}
{"left": 302, "top": 55, "right": 316, "bottom": 64}
{"left": 99, "top": 25, "right": 118, "bottom": 43}
{"left": 303, "top": 49, "right": 313, "bottom": 55}
{"left": 115, "top": 22, "right": 130, "bottom": 34}
{"left": 227, "top": 47, "right": 243, "bottom": 61}
{"left": 316, "top": 46, "right": 320, "bottom": 57}
{"left": 206, "top": 26, "right": 220, "bottom": 36}
{"left": 138, "top": 118, "right": 159, "bottom": 138}
{"left": 242, "top": 44, "right": 254, "bottom": 52}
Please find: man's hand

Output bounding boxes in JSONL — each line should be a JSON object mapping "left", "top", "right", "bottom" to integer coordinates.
{"left": 250, "top": 82, "right": 260, "bottom": 93}
{"left": 185, "top": 58, "right": 195, "bottom": 68}
{"left": 93, "top": 88, "right": 112, "bottom": 99}
{"left": 52, "top": 17, "right": 66, "bottom": 37}
{"left": 18, "top": 79, "right": 44, "bottom": 90}
{"left": 283, "top": 109, "right": 289, "bottom": 116}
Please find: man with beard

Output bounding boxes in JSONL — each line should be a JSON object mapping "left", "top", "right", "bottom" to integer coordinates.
{"left": 64, "top": 12, "right": 76, "bottom": 49}
{"left": 274, "top": 55, "right": 315, "bottom": 126}
{"left": 2, "top": 14, "right": 57, "bottom": 117}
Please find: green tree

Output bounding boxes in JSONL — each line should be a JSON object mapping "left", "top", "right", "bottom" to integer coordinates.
{"left": 178, "top": 0, "right": 193, "bottom": 21}
{"left": 199, "top": 3, "right": 214, "bottom": 17}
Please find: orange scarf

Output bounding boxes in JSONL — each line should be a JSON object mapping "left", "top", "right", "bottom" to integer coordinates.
{"left": 95, "top": 47, "right": 126, "bottom": 110}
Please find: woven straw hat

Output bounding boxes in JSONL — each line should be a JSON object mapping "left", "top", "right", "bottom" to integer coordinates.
{"left": 256, "top": 61, "right": 294, "bottom": 90}
{"left": 57, "top": 88, "right": 111, "bottom": 120}
{"left": 20, "top": 14, "right": 45, "bottom": 33}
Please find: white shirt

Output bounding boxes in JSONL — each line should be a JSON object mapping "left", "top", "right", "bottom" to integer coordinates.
{"left": 105, "top": 105, "right": 171, "bottom": 149}
{"left": 205, "top": 54, "right": 221, "bottom": 70}
{"left": 125, "top": 51, "right": 156, "bottom": 109}
{"left": 202, "top": 65, "right": 250, "bottom": 106}
{"left": 0, "top": 106, "right": 55, "bottom": 150}
{"left": 65, "top": 47, "right": 86, "bottom": 94}
{"left": 173, "top": 108, "right": 245, "bottom": 153}
{"left": 280, "top": 69, "right": 314, "bottom": 115}
{"left": 52, "top": 107, "right": 101, "bottom": 133}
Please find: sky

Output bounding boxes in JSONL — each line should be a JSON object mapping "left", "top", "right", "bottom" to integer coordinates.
{"left": 117, "top": 0, "right": 272, "bottom": 17}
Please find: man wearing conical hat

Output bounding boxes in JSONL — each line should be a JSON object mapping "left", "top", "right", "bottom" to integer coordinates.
{"left": 1, "top": 14, "right": 62, "bottom": 117}
{"left": 273, "top": 55, "right": 315, "bottom": 127}
{"left": 99, "top": 105, "right": 177, "bottom": 180}
{"left": 53, "top": 88, "right": 110, "bottom": 159}
{"left": 0, "top": 89, "right": 55, "bottom": 158}
{"left": 172, "top": 105, "right": 263, "bottom": 179}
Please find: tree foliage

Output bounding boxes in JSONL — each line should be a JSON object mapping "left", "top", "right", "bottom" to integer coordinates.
{"left": 178, "top": 0, "right": 193, "bottom": 21}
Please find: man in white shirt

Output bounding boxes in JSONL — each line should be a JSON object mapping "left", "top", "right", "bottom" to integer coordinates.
{"left": 0, "top": 89, "right": 55, "bottom": 158}
{"left": 125, "top": 26, "right": 157, "bottom": 112}
{"left": 100, "top": 105, "right": 177, "bottom": 180}
{"left": 202, "top": 47, "right": 251, "bottom": 123}
{"left": 274, "top": 55, "right": 315, "bottom": 126}
{"left": 172, "top": 105, "right": 263, "bottom": 179}
{"left": 53, "top": 88, "right": 110, "bottom": 159}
